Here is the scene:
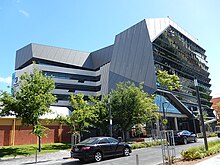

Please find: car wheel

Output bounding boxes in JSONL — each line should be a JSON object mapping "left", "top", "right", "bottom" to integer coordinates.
{"left": 94, "top": 151, "right": 102, "bottom": 162}
{"left": 183, "top": 137, "right": 187, "bottom": 145}
{"left": 194, "top": 137, "right": 197, "bottom": 142}
{"left": 123, "top": 147, "right": 130, "bottom": 156}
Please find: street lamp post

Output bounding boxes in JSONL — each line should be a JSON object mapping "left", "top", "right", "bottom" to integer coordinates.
{"left": 108, "top": 96, "right": 112, "bottom": 137}
{"left": 194, "top": 78, "right": 208, "bottom": 151}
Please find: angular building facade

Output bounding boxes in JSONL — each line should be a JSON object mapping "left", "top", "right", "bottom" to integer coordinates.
{"left": 13, "top": 18, "right": 214, "bottom": 133}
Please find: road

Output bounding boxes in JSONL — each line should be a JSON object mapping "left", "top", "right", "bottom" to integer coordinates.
{"left": 77, "top": 137, "right": 218, "bottom": 165}
{"left": 0, "top": 137, "right": 218, "bottom": 165}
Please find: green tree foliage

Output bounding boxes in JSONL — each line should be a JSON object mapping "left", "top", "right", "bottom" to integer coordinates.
{"left": 135, "top": 124, "right": 143, "bottom": 138}
{"left": 110, "top": 81, "right": 159, "bottom": 141}
{"left": 89, "top": 95, "right": 109, "bottom": 135}
{"left": 0, "top": 69, "right": 56, "bottom": 137}
{"left": 56, "top": 94, "right": 100, "bottom": 135}
{"left": 157, "top": 70, "right": 181, "bottom": 91}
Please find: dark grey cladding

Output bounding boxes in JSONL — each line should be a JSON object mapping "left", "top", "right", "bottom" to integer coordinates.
{"left": 84, "top": 45, "right": 113, "bottom": 69}
{"left": 15, "top": 43, "right": 90, "bottom": 70}
{"left": 15, "top": 44, "right": 33, "bottom": 70}
{"left": 109, "top": 19, "right": 157, "bottom": 94}
{"left": 109, "top": 71, "right": 156, "bottom": 94}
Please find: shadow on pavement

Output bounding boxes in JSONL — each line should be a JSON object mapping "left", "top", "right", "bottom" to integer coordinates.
{"left": 62, "top": 160, "right": 82, "bottom": 165}
{"left": 23, "top": 160, "right": 51, "bottom": 164}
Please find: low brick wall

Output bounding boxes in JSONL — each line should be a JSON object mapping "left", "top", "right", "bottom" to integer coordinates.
{"left": 0, "top": 125, "right": 11, "bottom": 146}
{"left": 0, "top": 118, "right": 71, "bottom": 146}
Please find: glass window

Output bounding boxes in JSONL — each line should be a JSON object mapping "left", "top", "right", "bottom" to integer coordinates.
{"left": 79, "top": 137, "right": 99, "bottom": 144}
{"left": 98, "top": 138, "right": 110, "bottom": 144}
{"left": 108, "top": 138, "right": 118, "bottom": 144}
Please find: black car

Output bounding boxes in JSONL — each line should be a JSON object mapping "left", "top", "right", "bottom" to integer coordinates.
{"left": 70, "top": 137, "right": 132, "bottom": 162}
{"left": 174, "top": 130, "right": 197, "bottom": 144}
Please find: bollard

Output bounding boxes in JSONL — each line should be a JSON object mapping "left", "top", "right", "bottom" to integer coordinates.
{"left": 35, "top": 149, "right": 37, "bottom": 163}
{"left": 136, "top": 154, "right": 139, "bottom": 165}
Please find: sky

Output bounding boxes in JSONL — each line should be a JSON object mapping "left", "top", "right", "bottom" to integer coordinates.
{"left": 0, "top": 0, "right": 219, "bottom": 97}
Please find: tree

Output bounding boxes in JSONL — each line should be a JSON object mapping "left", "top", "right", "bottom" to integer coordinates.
{"left": 110, "top": 81, "right": 159, "bottom": 141}
{"left": 0, "top": 69, "right": 56, "bottom": 150}
{"left": 157, "top": 69, "right": 181, "bottom": 91}
{"left": 55, "top": 94, "right": 99, "bottom": 139}
{"left": 157, "top": 69, "right": 181, "bottom": 129}
{"left": 89, "top": 95, "right": 109, "bottom": 136}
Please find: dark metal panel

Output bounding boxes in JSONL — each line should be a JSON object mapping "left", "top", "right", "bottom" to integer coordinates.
{"left": 108, "top": 71, "right": 156, "bottom": 94}
{"left": 31, "top": 43, "right": 90, "bottom": 67}
{"left": 109, "top": 20, "right": 157, "bottom": 94}
{"left": 86, "top": 45, "right": 113, "bottom": 69}
{"left": 100, "top": 63, "right": 110, "bottom": 94}
{"left": 127, "top": 21, "right": 141, "bottom": 80}
{"left": 132, "top": 21, "right": 146, "bottom": 81}
{"left": 15, "top": 44, "right": 33, "bottom": 70}
{"left": 122, "top": 26, "right": 135, "bottom": 78}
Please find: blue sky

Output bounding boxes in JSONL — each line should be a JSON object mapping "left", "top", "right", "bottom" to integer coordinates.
{"left": 0, "top": 0, "right": 219, "bottom": 97}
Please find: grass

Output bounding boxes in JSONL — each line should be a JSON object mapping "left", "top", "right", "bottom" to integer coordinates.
{"left": 0, "top": 143, "right": 71, "bottom": 158}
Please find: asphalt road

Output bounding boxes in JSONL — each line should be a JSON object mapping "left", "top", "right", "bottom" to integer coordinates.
{"left": 59, "top": 137, "right": 219, "bottom": 165}
{"left": 0, "top": 137, "right": 218, "bottom": 165}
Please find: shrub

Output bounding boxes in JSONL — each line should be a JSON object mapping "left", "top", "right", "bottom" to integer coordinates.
{"left": 131, "top": 140, "right": 161, "bottom": 149}
{"left": 131, "top": 142, "right": 146, "bottom": 149}
{"left": 208, "top": 133, "right": 217, "bottom": 137}
{"left": 181, "top": 147, "right": 205, "bottom": 160}
{"left": 199, "top": 133, "right": 217, "bottom": 138}
{"left": 181, "top": 140, "right": 220, "bottom": 161}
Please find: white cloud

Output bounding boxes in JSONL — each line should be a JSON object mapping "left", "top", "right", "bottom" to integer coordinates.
{"left": 18, "top": 9, "right": 29, "bottom": 17}
{"left": 0, "top": 77, "right": 12, "bottom": 85}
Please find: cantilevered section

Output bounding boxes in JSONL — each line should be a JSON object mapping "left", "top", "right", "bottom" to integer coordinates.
{"left": 157, "top": 89, "right": 195, "bottom": 118}
{"left": 145, "top": 17, "right": 200, "bottom": 47}
{"left": 15, "top": 43, "right": 91, "bottom": 70}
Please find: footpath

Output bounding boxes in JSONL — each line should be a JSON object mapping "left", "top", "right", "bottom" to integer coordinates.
{"left": 1, "top": 147, "right": 220, "bottom": 165}
{"left": 0, "top": 150, "right": 77, "bottom": 165}
{"left": 195, "top": 153, "right": 220, "bottom": 165}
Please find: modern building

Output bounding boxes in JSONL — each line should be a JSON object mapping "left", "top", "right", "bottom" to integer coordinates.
{"left": 13, "top": 17, "right": 214, "bottom": 134}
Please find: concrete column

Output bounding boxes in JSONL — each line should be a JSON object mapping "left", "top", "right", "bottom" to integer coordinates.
{"left": 174, "top": 117, "right": 178, "bottom": 131}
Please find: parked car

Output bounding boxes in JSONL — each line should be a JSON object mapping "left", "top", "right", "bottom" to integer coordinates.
{"left": 70, "top": 137, "right": 132, "bottom": 162}
{"left": 173, "top": 130, "right": 197, "bottom": 145}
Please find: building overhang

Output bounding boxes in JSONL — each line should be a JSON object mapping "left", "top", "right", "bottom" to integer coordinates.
{"left": 156, "top": 88, "right": 196, "bottom": 118}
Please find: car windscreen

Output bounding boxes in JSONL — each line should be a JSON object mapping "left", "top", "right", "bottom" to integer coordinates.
{"left": 79, "top": 137, "right": 99, "bottom": 144}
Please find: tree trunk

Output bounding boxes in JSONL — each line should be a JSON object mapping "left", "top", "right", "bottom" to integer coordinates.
{"left": 123, "top": 130, "right": 128, "bottom": 142}
{"left": 38, "top": 135, "right": 41, "bottom": 152}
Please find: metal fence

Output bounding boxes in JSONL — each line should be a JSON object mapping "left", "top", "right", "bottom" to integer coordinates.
{"left": 160, "top": 130, "right": 176, "bottom": 165}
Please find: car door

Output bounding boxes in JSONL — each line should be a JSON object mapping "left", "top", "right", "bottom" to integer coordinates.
{"left": 97, "top": 138, "right": 112, "bottom": 157}
{"left": 108, "top": 137, "right": 123, "bottom": 155}
{"left": 187, "top": 131, "right": 194, "bottom": 141}
{"left": 184, "top": 131, "right": 192, "bottom": 141}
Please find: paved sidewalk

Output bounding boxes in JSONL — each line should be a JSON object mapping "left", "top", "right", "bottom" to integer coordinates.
{"left": 0, "top": 150, "right": 78, "bottom": 165}
{"left": 195, "top": 153, "right": 220, "bottom": 165}
{"left": 1, "top": 148, "right": 220, "bottom": 165}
